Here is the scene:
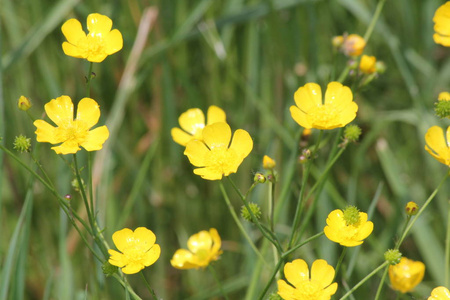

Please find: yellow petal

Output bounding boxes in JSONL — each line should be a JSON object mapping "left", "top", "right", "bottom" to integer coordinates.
{"left": 76, "top": 98, "right": 100, "bottom": 128}
{"left": 178, "top": 108, "right": 205, "bottom": 135}
{"left": 206, "top": 105, "right": 226, "bottom": 125}
{"left": 338, "top": 102, "right": 358, "bottom": 126}
{"left": 134, "top": 227, "right": 157, "bottom": 251}
{"left": 209, "top": 228, "right": 221, "bottom": 258}
{"left": 202, "top": 122, "right": 231, "bottom": 149}
{"left": 51, "top": 139, "right": 81, "bottom": 155}
{"left": 187, "top": 230, "right": 213, "bottom": 254}
{"left": 325, "top": 82, "right": 353, "bottom": 107}
{"left": 81, "top": 126, "right": 109, "bottom": 151}
{"left": 112, "top": 228, "right": 134, "bottom": 253}
{"left": 87, "top": 13, "right": 112, "bottom": 35}
{"left": 171, "top": 249, "right": 197, "bottom": 269}
{"left": 284, "top": 259, "right": 309, "bottom": 288}
{"left": 62, "top": 41, "right": 86, "bottom": 59}
{"left": 429, "top": 286, "right": 450, "bottom": 299}
{"left": 61, "top": 19, "right": 86, "bottom": 45}
{"left": 121, "top": 262, "right": 144, "bottom": 274}
{"left": 142, "top": 244, "right": 161, "bottom": 266}
{"left": 171, "top": 127, "right": 194, "bottom": 146}
{"left": 193, "top": 167, "right": 223, "bottom": 180}
{"left": 425, "top": 126, "right": 448, "bottom": 159}
{"left": 277, "top": 279, "right": 296, "bottom": 300}
{"left": 34, "top": 120, "right": 60, "bottom": 144}
{"left": 45, "top": 96, "right": 74, "bottom": 127}
{"left": 433, "top": 33, "right": 450, "bottom": 47}
{"left": 108, "top": 249, "right": 127, "bottom": 267}
{"left": 86, "top": 52, "right": 108, "bottom": 63}
{"left": 229, "top": 129, "right": 253, "bottom": 159}
{"left": 184, "top": 140, "right": 209, "bottom": 166}
{"left": 323, "top": 282, "right": 339, "bottom": 297}
{"left": 293, "top": 83, "right": 322, "bottom": 113}
{"left": 290, "top": 106, "right": 312, "bottom": 128}
{"left": 310, "top": 259, "right": 335, "bottom": 289}
{"left": 105, "top": 29, "right": 123, "bottom": 55}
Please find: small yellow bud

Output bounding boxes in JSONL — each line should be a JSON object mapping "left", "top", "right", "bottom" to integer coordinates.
{"left": 342, "top": 34, "right": 366, "bottom": 56}
{"left": 263, "top": 155, "right": 276, "bottom": 169}
{"left": 254, "top": 173, "right": 266, "bottom": 183}
{"left": 405, "top": 202, "right": 419, "bottom": 216}
{"left": 18, "top": 96, "right": 32, "bottom": 111}
{"left": 359, "top": 55, "right": 377, "bottom": 74}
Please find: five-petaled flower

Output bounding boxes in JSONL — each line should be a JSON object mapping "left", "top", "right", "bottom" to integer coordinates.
{"left": 170, "top": 228, "right": 222, "bottom": 269}
{"left": 290, "top": 82, "right": 358, "bottom": 130}
{"left": 171, "top": 106, "right": 226, "bottom": 146}
{"left": 428, "top": 286, "right": 450, "bottom": 300}
{"left": 33, "top": 96, "right": 109, "bottom": 155}
{"left": 388, "top": 257, "right": 425, "bottom": 293}
{"left": 433, "top": 2, "right": 450, "bottom": 47}
{"left": 324, "top": 207, "right": 373, "bottom": 247}
{"left": 108, "top": 227, "right": 161, "bottom": 274}
{"left": 184, "top": 122, "right": 253, "bottom": 180}
{"left": 277, "top": 259, "right": 338, "bottom": 300}
{"left": 424, "top": 125, "right": 450, "bottom": 166}
{"left": 62, "top": 13, "right": 123, "bottom": 62}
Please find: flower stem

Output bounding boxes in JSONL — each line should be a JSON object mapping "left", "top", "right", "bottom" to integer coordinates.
{"left": 334, "top": 247, "right": 348, "bottom": 280}
{"left": 73, "top": 153, "right": 95, "bottom": 230}
{"left": 86, "top": 62, "right": 94, "bottom": 98}
{"left": 218, "top": 181, "right": 268, "bottom": 266}
{"left": 446, "top": 194, "right": 450, "bottom": 287}
{"left": 140, "top": 272, "right": 158, "bottom": 300}
{"left": 363, "top": 0, "right": 387, "bottom": 43}
{"left": 340, "top": 261, "right": 389, "bottom": 300}
{"left": 208, "top": 265, "right": 230, "bottom": 300}
{"left": 374, "top": 266, "right": 389, "bottom": 300}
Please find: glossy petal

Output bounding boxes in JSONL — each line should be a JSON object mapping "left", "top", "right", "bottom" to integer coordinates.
{"left": 178, "top": 108, "right": 205, "bottom": 135}
{"left": 87, "top": 13, "right": 112, "bottom": 35}
{"left": 141, "top": 244, "right": 161, "bottom": 266}
{"left": 187, "top": 230, "right": 213, "bottom": 254}
{"left": 170, "top": 249, "right": 198, "bottom": 269}
{"left": 76, "top": 98, "right": 100, "bottom": 128}
{"left": 277, "top": 279, "right": 296, "bottom": 300}
{"left": 433, "top": 3, "right": 450, "bottom": 47}
{"left": 62, "top": 41, "right": 85, "bottom": 59}
{"left": 290, "top": 105, "right": 312, "bottom": 128}
{"left": 80, "top": 126, "right": 109, "bottom": 151}
{"left": 61, "top": 19, "right": 85, "bottom": 45}
{"left": 171, "top": 127, "right": 194, "bottom": 146}
{"left": 203, "top": 122, "right": 231, "bottom": 149}
{"left": 184, "top": 140, "right": 210, "bottom": 166}
{"left": 209, "top": 228, "right": 222, "bottom": 258}
{"left": 105, "top": 29, "right": 123, "bottom": 54}
{"left": 206, "top": 105, "right": 226, "bottom": 125}
{"left": 311, "top": 259, "right": 335, "bottom": 289}
{"left": 389, "top": 257, "right": 425, "bottom": 293}
{"left": 45, "top": 96, "right": 74, "bottom": 127}
{"left": 34, "top": 120, "right": 60, "bottom": 144}
{"left": 108, "top": 249, "right": 127, "bottom": 267}
{"left": 112, "top": 228, "right": 134, "bottom": 252}
{"left": 425, "top": 126, "right": 450, "bottom": 166}
{"left": 293, "top": 83, "right": 322, "bottom": 112}
{"left": 284, "top": 259, "right": 309, "bottom": 287}
{"left": 193, "top": 167, "right": 224, "bottom": 180}
{"left": 428, "top": 286, "right": 450, "bottom": 300}
{"left": 229, "top": 129, "right": 253, "bottom": 159}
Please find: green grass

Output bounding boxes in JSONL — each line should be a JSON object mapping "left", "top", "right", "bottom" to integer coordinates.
{"left": 1, "top": 0, "right": 449, "bottom": 299}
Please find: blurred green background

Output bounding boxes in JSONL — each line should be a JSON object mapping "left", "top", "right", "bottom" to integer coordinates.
{"left": 1, "top": 0, "right": 449, "bottom": 299}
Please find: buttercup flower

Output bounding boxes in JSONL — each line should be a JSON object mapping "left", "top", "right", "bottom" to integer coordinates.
{"left": 184, "top": 122, "right": 253, "bottom": 180}
{"left": 277, "top": 259, "right": 338, "bottom": 300}
{"left": 290, "top": 82, "right": 358, "bottom": 130}
{"left": 62, "top": 13, "right": 123, "bottom": 62}
{"left": 359, "top": 55, "right": 377, "bottom": 74}
{"left": 424, "top": 125, "right": 450, "bottom": 166}
{"left": 171, "top": 106, "right": 226, "bottom": 146}
{"left": 33, "top": 96, "right": 109, "bottom": 155}
{"left": 324, "top": 207, "right": 373, "bottom": 247}
{"left": 108, "top": 227, "right": 161, "bottom": 274}
{"left": 433, "top": 2, "right": 450, "bottom": 47}
{"left": 388, "top": 257, "right": 425, "bottom": 293}
{"left": 428, "top": 286, "right": 450, "bottom": 300}
{"left": 170, "top": 228, "right": 222, "bottom": 269}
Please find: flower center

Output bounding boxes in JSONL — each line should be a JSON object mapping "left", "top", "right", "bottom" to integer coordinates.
{"left": 77, "top": 34, "right": 106, "bottom": 58}
{"left": 58, "top": 119, "right": 89, "bottom": 145}
{"left": 205, "top": 146, "right": 238, "bottom": 176}
{"left": 309, "top": 105, "right": 338, "bottom": 126}
{"left": 293, "top": 280, "right": 324, "bottom": 299}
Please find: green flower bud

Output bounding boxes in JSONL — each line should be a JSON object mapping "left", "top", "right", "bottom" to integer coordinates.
{"left": 241, "top": 202, "right": 262, "bottom": 223}
{"left": 344, "top": 125, "right": 362, "bottom": 142}
{"left": 13, "top": 135, "right": 31, "bottom": 153}
{"left": 254, "top": 173, "right": 266, "bottom": 184}
{"left": 384, "top": 249, "right": 402, "bottom": 265}
{"left": 343, "top": 205, "right": 360, "bottom": 226}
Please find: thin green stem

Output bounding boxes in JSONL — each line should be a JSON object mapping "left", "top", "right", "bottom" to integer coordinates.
{"left": 374, "top": 265, "right": 389, "bottom": 300}
{"left": 227, "top": 177, "right": 283, "bottom": 253}
{"left": 340, "top": 261, "right": 389, "bottom": 300}
{"left": 140, "top": 272, "right": 157, "bottom": 300}
{"left": 88, "top": 152, "right": 95, "bottom": 222}
{"left": 363, "top": 0, "right": 387, "bottom": 43}
{"left": 446, "top": 197, "right": 450, "bottom": 287}
{"left": 208, "top": 265, "right": 230, "bottom": 300}
{"left": 73, "top": 153, "right": 95, "bottom": 230}
{"left": 218, "top": 181, "right": 268, "bottom": 266}
{"left": 288, "top": 130, "right": 324, "bottom": 248}
{"left": 86, "top": 62, "right": 94, "bottom": 98}
{"left": 113, "top": 274, "right": 142, "bottom": 300}
{"left": 334, "top": 247, "right": 348, "bottom": 280}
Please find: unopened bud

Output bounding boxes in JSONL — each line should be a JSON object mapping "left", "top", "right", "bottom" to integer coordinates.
{"left": 254, "top": 173, "right": 266, "bottom": 184}
{"left": 263, "top": 155, "right": 276, "bottom": 170}
{"left": 405, "top": 202, "right": 419, "bottom": 216}
{"left": 18, "top": 96, "right": 32, "bottom": 111}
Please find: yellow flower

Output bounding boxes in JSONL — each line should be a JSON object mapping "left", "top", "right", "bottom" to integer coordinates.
{"left": 171, "top": 105, "right": 226, "bottom": 146}
{"left": 324, "top": 208, "right": 374, "bottom": 247}
{"left": 438, "top": 92, "right": 450, "bottom": 101}
{"left": 263, "top": 155, "right": 276, "bottom": 169}
{"left": 424, "top": 125, "right": 450, "bottom": 166}
{"left": 170, "top": 228, "right": 222, "bottom": 269}
{"left": 342, "top": 34, "right": 366, "bottom": 56}
{"left": 33, "top": 96, "right": 109, "bottom": 155}
{"left": 359, "top": 55, "right": 377, "bottom": 74}
{"left": 290, "top": 82, "right": 358, "bottom": 130}
{"left": 433, "top": 2, "right": 450, "bottom": 47}
{"left": 62, "top": 13, "right": 123, "bottom": 62}
{"left": 108, "top": 227, "right": 161, "bottom": 274}
{"left": 388, "top": 257, "right": 425, "bottom": 293}
{"left": 428, "top": 286, "right": 450, "bottom": 300}
{"left": 184, "top": 122, "right": 253, "bottom": 180}
{"left": 277, "top": 259, "right": 338, "bottom": 300}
